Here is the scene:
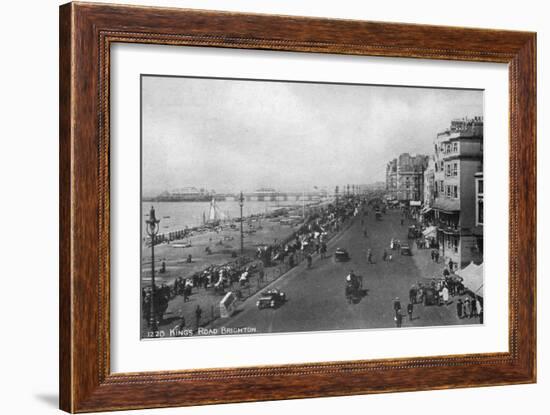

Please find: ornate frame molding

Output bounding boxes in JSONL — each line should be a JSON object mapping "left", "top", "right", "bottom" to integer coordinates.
{"left": 60, "top": 2, "right": 536, "bottom": 412}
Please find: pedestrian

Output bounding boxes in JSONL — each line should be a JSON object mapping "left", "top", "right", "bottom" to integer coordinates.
{"left": 456, "top": 298, "right": 463, "bottom": 319}
{"left": 382, "top": 249, "right": 388, "bottom": 262}
{"left": 438, "top": 289, "right": 444, "bottom": 306}
{"left": 471, "top": 296, "right": 478, "bottom": 317}
{"left": 476, "top": 298, "right": 483, "bottom": 320}
{"left": 464, "top": 298, "right": 471, "bottom": 318}
{"left": 393, "top": 297, "right": 401, "bottom": 313}
{"left": 442, "top": 286, "right": 449, "bottom": 305}
{"left": 388, "top": 253, "right": 393, "bottom": 262}
{"left": 395, "top": 309, "right": 403, "bottom": 328}
{"left": 470, "top": 296, "right": 477, "bottom": 317}
{"left": 443, "top": 268, "right": 450, "bottom": 277}
{"left": 431, "top": 249, "right": 435, "bottom": 262}
{"left": 407, "top": 303, "right": 414, "bottom": 321}
{"left": 448, "top": 259, "right": 454, "bottom": 272}
{"left": 195, "top": 305, "right": 202, "bottom": 329}
{"left": 306, "top": 253, "right": 312, "bottom": 268}
{"left": 409, "top": 285, "right": 417, "bottom": 304}
{"left": 367, "top": 249, "right": 374, "bottom": 264}
{"left": 400, "top": 218, "right": 404, "bottom": 226}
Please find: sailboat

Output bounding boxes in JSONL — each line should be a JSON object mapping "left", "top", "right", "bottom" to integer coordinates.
{"left": 204, "top": 198, "right": 226, "bottom": 227}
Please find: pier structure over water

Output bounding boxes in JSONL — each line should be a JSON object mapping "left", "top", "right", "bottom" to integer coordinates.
{"left": 227, "top": 188, "right": 328, "bottom": 202}
{"left": 147, "top": 187, "right": 331, "bottom": 203}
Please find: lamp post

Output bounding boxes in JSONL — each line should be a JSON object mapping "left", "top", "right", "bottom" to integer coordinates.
{"left": 239, "top": 191, "right": 244, "bottom": 256}
{"left": 146, "top": 205, "right": 160, "bottom": 332}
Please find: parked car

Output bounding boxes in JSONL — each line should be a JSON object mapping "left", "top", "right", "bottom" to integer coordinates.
{"left": 256, "top": 289, "right": 286, "bottom": 309}
{"left": 400, "top": 244, "right": 412, "bottom": 256}
{"left": 334, "top": 247, "right": 350, "bottom": 262}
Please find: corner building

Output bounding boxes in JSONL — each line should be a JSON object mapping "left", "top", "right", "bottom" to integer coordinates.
{"left": 432, "top": 117, "right": 484, "bottom": 270}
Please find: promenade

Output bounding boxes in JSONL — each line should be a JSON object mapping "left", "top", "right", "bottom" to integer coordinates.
{"left": 141, "top": 204, "right": 349, "bottom": 338}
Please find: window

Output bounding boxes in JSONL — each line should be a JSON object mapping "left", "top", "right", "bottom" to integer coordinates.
{"left": 446, "top": 164, "right": 451, "bottom": 177}
{"left": 478, "top": 179, "right": 484, "bottom": 194}
{"left": 453, "top": 238, "right": 459, "bottom": 253}
{"left": 453, "top": 186, "right": 458, "bottom": 198}
{"left": 453, "top": 142, "right": 458, "bottom": 152}
{"left": 453, "top": 163, "right": 458, "bottom": 176}
{"left": 477, "top": 199, "right": 484, "bottom": 225}
{"left": 446, "top": 185, "right": 451, "bottom": 197}
{"left": 440, "top": 161, "right": 444, "bottom": 171}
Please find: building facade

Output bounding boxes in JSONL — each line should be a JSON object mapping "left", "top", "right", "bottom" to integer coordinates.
{"left": 385, "top": 153, "right": 429, "bottom": 203}
{"left": 423, "top": 156, "right": 436, "bottom": 208}
{"left": 431, "top": 117, "right": 484, "bottom": 269}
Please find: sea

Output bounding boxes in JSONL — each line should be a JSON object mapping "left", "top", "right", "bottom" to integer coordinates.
{"left": 141, "top": 200, "right": 307, "bottom": 234}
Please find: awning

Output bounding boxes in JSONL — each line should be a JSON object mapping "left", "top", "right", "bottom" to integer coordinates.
{"left": 456, "top": 262, "right": 484, "bottom": 295}
{"left": 420, "top": 206, "right": 433, "bottom": 214}
{"left": 432, "top": 198, "right": 460, "bottom": 213}
{"left": 422, "top": 226, "right": 437, "bottom": 238}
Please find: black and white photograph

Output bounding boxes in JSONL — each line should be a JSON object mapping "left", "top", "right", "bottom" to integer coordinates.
{"left": 140, "top": 75, "right": 485, "bottom": 339}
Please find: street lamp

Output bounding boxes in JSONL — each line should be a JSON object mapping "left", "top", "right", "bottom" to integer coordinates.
{"left": 145, "top": 205, "right": 160, "bottom": 332}
{"left": 239, "top": 191, "right": 244, "bottom": 256}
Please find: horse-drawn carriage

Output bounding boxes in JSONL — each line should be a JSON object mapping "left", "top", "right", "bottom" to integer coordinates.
{"left": 334, "top": 247, "right": 350, "bottom": 262}
{"left": 345, "top": 273, "right": 363, "bottom": 304}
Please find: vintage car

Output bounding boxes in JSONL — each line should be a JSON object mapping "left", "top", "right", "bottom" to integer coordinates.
{"left": 400, "top": 244, "right": 412, "bottom": 256}
{"left": 334, "top": 247, "right": 350, "bottom": 262}
{"left": 256, "top": 289, "right": 286, "bottom": 309}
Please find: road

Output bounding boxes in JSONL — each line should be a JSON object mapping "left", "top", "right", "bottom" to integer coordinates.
{"left": 210, "top": 208, "right": 477, "bottom": 334}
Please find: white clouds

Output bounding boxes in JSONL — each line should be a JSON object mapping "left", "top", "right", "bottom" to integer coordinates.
{"left": 142, "top": 76, "right": 483, "bottom": 194}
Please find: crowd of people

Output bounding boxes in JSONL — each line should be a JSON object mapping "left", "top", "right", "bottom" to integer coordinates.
{"left": 142, "top": 197, "right": 361, "bottom": 328}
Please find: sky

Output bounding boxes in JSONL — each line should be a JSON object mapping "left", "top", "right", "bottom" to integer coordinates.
{"left": 141, "top": 75, "right": 483, "bottom": 196}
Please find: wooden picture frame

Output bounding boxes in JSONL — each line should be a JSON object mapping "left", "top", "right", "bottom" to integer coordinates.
{"left": 59, "top": 2, "right": 536, "bottom": 412}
